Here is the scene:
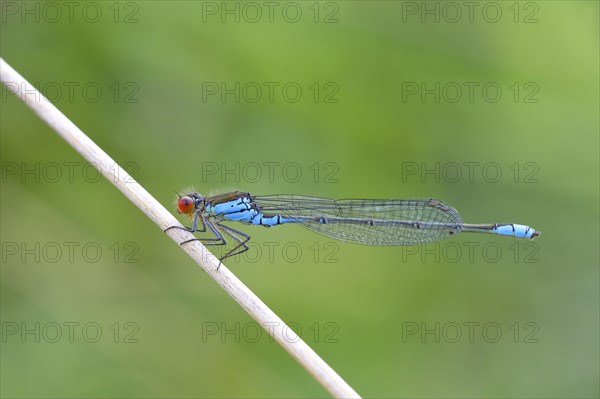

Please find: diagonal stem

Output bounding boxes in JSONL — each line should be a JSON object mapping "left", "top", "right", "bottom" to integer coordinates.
{"left": 0, "top": 57, "right": 360, "bottom": 399}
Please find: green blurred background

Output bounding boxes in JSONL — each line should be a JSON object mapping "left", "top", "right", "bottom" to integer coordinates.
{"left": 1, "top": 1, "right": 598, "bottom": 398}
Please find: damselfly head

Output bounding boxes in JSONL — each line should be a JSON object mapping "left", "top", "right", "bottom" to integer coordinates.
{"left": 176, "top": 196, "right": 196, "bottom": 215}
{"left": 176, "top": 192, "right": 204, "bottom": 216}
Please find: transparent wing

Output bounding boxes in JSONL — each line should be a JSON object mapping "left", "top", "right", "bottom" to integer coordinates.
{"left": 253, "top": 195, "right": 463, "bottom": 245}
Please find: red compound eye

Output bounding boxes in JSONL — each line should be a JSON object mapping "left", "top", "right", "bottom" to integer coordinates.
{"left": 177, "top": 196, "right": 196, "bottom": 214}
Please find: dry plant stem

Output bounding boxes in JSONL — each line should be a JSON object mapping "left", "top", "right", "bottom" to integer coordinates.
{"left": 0, "top": 57, "right": 360, "bottom": 399}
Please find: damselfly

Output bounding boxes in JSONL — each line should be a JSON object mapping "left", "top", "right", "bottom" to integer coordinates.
{"left": 166, "top": 191, "right": 540, "bottom": 264}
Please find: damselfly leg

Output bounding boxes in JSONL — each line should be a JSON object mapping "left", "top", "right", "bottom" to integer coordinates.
{"left": 165, "top": 212, "right": 251, "bottom": 268}
{"left": 166, "top": 213, "right": 224, "bottom": 243}
{"left": 215, "top": 223, "right": 251, "bottom": 261}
